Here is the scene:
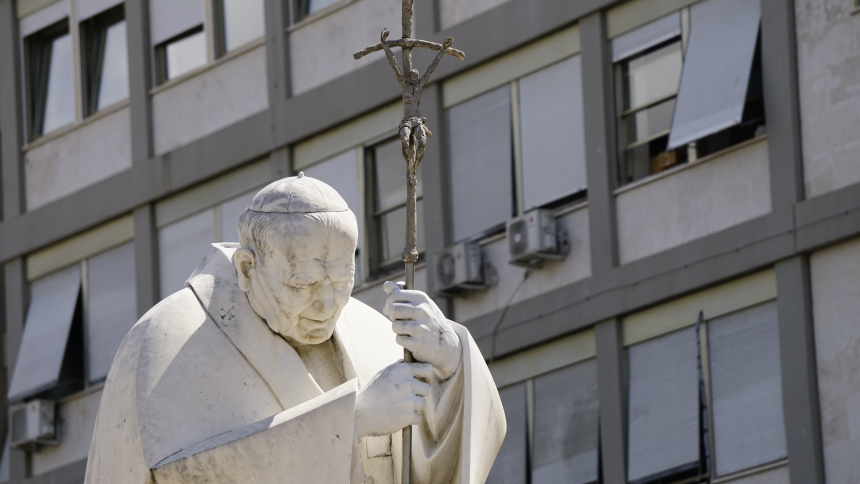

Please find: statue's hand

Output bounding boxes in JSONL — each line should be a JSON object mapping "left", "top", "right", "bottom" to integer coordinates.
{"left": 383, "top": 281, "right": 462, "bottom": 381}
{"left": 354, "top": 361, "right": 433, "bottom": 438}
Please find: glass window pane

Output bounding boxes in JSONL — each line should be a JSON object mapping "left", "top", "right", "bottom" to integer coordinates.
{"left": 623, "top": 41, "right": 682, "bottom": 112}
{"left": 374, "top": 139, "right": 422, "bottom": 212}
{"left": 158, "top": 209, "right": 216, "bottom": 298}
{"left": 42, "top": 33, "right": 76, "bottom": 134}
{"left": 378, "top": 200, "right": 424, "bottom": 264}
{"left": 218, "top": 189, "right": 258, "bottom": 242}
{"left": 87, "top": 242, "right": 137, "bottom": 383}
{"left": 97, "top": 20, "right": 129, "bottom": 110}
{"left": 532, "top": 360, "right": 600, "bottom": 484}
{"left": 165, "top": 29, "right": 206, "bottom": 80}
{"left": 626, "top": 97, "right": 675, "bottom": 144}
{"left": 709, "top": 301, "right": 786, "bottom": 475}
{"left": 308, "top": 0, "right": 340, "bottom": 15}
{"left": 221, "top": 0, "right": 264, "bottom": 52}
{"left": 518, "top": 56, "right": 587, "bottom": 210}
{"left": 448, "top": 85, "right": 513, "bottom": 241}
{"left": 627, "top": 327, "right": 700, "bottom": 482}
{"left": 486, "top": 383, "right": 527, "bottom": 484}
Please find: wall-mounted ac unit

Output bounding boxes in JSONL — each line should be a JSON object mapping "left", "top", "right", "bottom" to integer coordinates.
{"left": 507, "top": 209, "right": 569, "bottom": 267}
{"left": 10, "top": 399, "right": 58, "bottom": 451}
{"left": 434, "top": 242, "right": 492, "bottom": 295}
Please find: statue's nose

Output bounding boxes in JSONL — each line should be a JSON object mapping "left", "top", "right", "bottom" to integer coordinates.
{"left": 312, "top": 283, "right": 335, "bottom": 313}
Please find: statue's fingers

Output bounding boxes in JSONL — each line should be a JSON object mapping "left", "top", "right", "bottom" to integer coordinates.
{"left": 408, "top": 362, "right": 434, "bottom": 382}
{"left": 388, "top": 302, "right": 425, "bottom": 321}
{"left": 392, "top": 319, "right": 419, "bottom": 336}
{"left": 408, "top": 379, "right": 432, "bottom": 397}
{"left": 395, "top": 334, "right": 418, "bottom": 354}
{"left": 387, "top": 288, "right": 429, "bottom": 304}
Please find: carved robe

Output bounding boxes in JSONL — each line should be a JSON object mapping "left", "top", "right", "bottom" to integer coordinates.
{"left": 84, "top": 244, "right": 505, "bottom": 484}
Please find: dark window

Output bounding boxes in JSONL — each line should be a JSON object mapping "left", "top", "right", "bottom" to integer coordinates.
{"left": 81, "top": 5, "right": 129, "bottom": 116}
{"left": 295, "top": 0, "right": 341, "bottom": 21}
{"left": 24, "top": 19, "right": 75, "bottom": 139}
{"left": 155, "top": 26, "right": 206, "bottom": 84}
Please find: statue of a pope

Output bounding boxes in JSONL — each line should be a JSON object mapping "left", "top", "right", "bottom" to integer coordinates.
{"left": 83, "top": 174, "right": 506, "bottom": 484}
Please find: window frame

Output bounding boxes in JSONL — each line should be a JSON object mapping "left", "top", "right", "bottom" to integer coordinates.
{"left": 80, "top": 4, "right": 127, "bottom": 117}
{"left": 292, "top": 0, "right": 350, "bottom": 24}
{"left": 364, "top": 137, "right": 426, "bottom": 280}
{"left": 24, "top": 18, "right": 73, "bottom": 141}
{"left": 212, "top": 0, "right": 266, "bottom": 58}
{"left": 154, "top": 25, "right": 206, "bottom": 86}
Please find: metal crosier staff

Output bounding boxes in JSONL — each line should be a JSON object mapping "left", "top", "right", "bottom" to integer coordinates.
{"left": 354, "top": 2, "right": 464, "bottom": 483}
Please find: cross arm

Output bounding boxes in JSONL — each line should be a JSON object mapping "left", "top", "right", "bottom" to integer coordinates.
{"left": 354, "top": 38, "right": 466, "bottom": 61}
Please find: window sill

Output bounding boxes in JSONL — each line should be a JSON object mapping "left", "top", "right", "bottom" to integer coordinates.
{"left": 150, "top": 37, "right": 266, "bottom": 95}
{"left": 711, "top": 459, "right": 788, "bottom": 483}
{"left": 288, "top": 0, "right": 358, "bottom": 32}
{"left": 613, "top": 134, "right": 769, "bottom": 197}
{"left": 23, "top": 99, "right": 131, "bottom": 152}
{"left": 56, "top": 381, "right": 105, "bottom": 405}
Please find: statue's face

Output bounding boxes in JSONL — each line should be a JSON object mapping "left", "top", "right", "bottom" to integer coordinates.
{"left": 241, "top": 215, "right": 356, "bottom": 345}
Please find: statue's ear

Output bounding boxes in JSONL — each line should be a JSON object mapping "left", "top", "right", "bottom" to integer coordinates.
{"left": 234, "top": 248, "right": 256, "bottom": 292}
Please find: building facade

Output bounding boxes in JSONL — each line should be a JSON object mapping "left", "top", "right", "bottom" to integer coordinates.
{"left": 0, "top": 0, "right": 858, "bottom": 482}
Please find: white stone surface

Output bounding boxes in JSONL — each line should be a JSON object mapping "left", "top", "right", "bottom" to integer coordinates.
{"left": 25, "top": 107, "right": 131, "bottom": 211}
{"left": 439, "top": 0, "right": 514, "bottom": 30}
{"left": 796, "top": 0, "right": 860, "bottom": 198}
{"left": 352, "top": 266, "right": 428, "bottom": 315}
{"left": 32, "top": 390, "right": 101, "bottom": 476}
{"left": 453, "top": 206, "right": 590, "bottom": 323}
{"left": 85, "top": 175, "right": 505, "bottom": 484}
{"left": 290, "top": 0, "right": 401, "bottom": 95}
{"left": 616, "top": 138, "right": 771, "bottom": 264}
{"left": 152, "top": 45, "right": 268, "bottom": 155}
{"left": 810, "top": 236, "right": 860, "bottom": 484}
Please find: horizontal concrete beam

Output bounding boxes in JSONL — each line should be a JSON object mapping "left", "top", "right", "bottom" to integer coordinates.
{"left": 468, "top": 181, "right": 860, "bottom": 357}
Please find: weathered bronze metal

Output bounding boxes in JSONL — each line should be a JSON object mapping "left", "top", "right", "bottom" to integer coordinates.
{"left": 354, "top": 3, "right": 464, "bottom": 482}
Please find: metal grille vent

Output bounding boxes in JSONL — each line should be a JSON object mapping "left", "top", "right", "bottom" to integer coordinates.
{"left": 509, "top": 220, "right": 528, "bottom": 256}
{"left": 437, "top": 252, "right": 456, "bottom": 287}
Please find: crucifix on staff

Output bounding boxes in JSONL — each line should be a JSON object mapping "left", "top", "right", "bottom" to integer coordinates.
{"left": 355, "top": 2, "right": 465, "bottom": 483}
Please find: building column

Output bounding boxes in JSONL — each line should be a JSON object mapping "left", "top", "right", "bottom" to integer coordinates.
{"left": 265, "top": 0, "right": 291, "bottom": 144}
{"left": 580, "top": 12, "right": 619, "bottom": 275}
{"left": 0, "top": 0, "right": 25, "bottom": 219}
{"left": 133, "top": 205, "right": 160, "bottom": 316}
{"left": 126, "top": 0, "right": 153, "bottom": 165}
{"left": 775, "top": 256, "right": 825, "bottom": 484}
{"left": 761, "top": 0, "right": 804, "bottom": 210}
{"left": 596, "top": 318, "right": 627, "bottom": 484}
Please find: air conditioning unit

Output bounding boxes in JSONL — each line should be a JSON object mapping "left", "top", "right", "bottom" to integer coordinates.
{"left": 434, "top": 242, "right": 490, "bottom": 295}
{"left": 10, "top": 400, "right": 58, "bottom": 451}
{"left": 507, "top": 209, "right": 569, "bottom": 267}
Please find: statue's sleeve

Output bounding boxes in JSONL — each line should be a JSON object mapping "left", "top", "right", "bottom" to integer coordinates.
{"left": 151, "top": 381, "right": 358, "bottom": 484}
{"left": 409, "top": 322, "right": 506, "bottom": 484}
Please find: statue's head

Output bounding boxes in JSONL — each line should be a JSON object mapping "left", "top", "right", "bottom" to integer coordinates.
{"left": 409, "top": 69, "right": 419, "bottom": 84}
{"left": 234, "top": 173, "right": 357, "bottom": 345}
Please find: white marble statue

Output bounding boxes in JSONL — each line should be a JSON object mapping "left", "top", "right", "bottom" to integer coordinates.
{"left": 83, "top": 174, "right": 506, "bottom": 484}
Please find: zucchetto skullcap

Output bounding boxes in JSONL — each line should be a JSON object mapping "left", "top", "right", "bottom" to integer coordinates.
{"left": 248, "top": 172, "right": 348, "bottom": 214}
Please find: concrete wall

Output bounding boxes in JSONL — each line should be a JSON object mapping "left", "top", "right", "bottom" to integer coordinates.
{"left": 796, "top": 0, "right": 860, "bottom": 199}
{"left": 453, "top": 206, "right": 591, "bottom": 323}
{"left": 439, "top": 0, "right": 514, "bottom": 29}
{"left": 25, "top": 107, "right": 132, "bottom": 211}
{"left": 31, "top": 390, "right": 101, "bottom": 476}
{"left": 289, "top": 0, "right": 401, "bottom": 95}
{"left": 152, "top": 45, "right": 268, "bottom": 155}
{"left": 810, "top": 236, "right": 860, "bottom": 484}
{"left": 616, "top": 138, "right": 771, "bottom": 264}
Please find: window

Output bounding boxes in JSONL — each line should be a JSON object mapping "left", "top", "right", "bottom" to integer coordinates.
{"left": 613, "top": 0, "right": 765, "bottom": 186}
{"left": 214, "top": 0, "right": 265, "bottom": 56}
{"left": 7, "top": 243, "right": 137, "bottom": 402}
{"left": 156, "top": 27, "right": 207, "bottom": 84}
{"left": 626, "top": 301, "right": 787, "bottom": 483}
{"left": 81, "top": 5, "right": 129, "bottom": 116}
{"left": 486, "top": 359, "right": 600, "bottom": 484}
{"left": 447, "top": 55, "right": 587, "bottom": 242}
{"left": 158, "top": 189, "right": 258, "bottom": 298}
{"left": 24, "top": 19, "right": 75, "bottom": 139}
{"left": 296, "top": 0, "right": 342, "bottom": 21}
{"left": 149, "top": 0, "right": 207, "bottom": 84}
{"left": 365, "top": 138, "right": 424, "bottom": 278}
